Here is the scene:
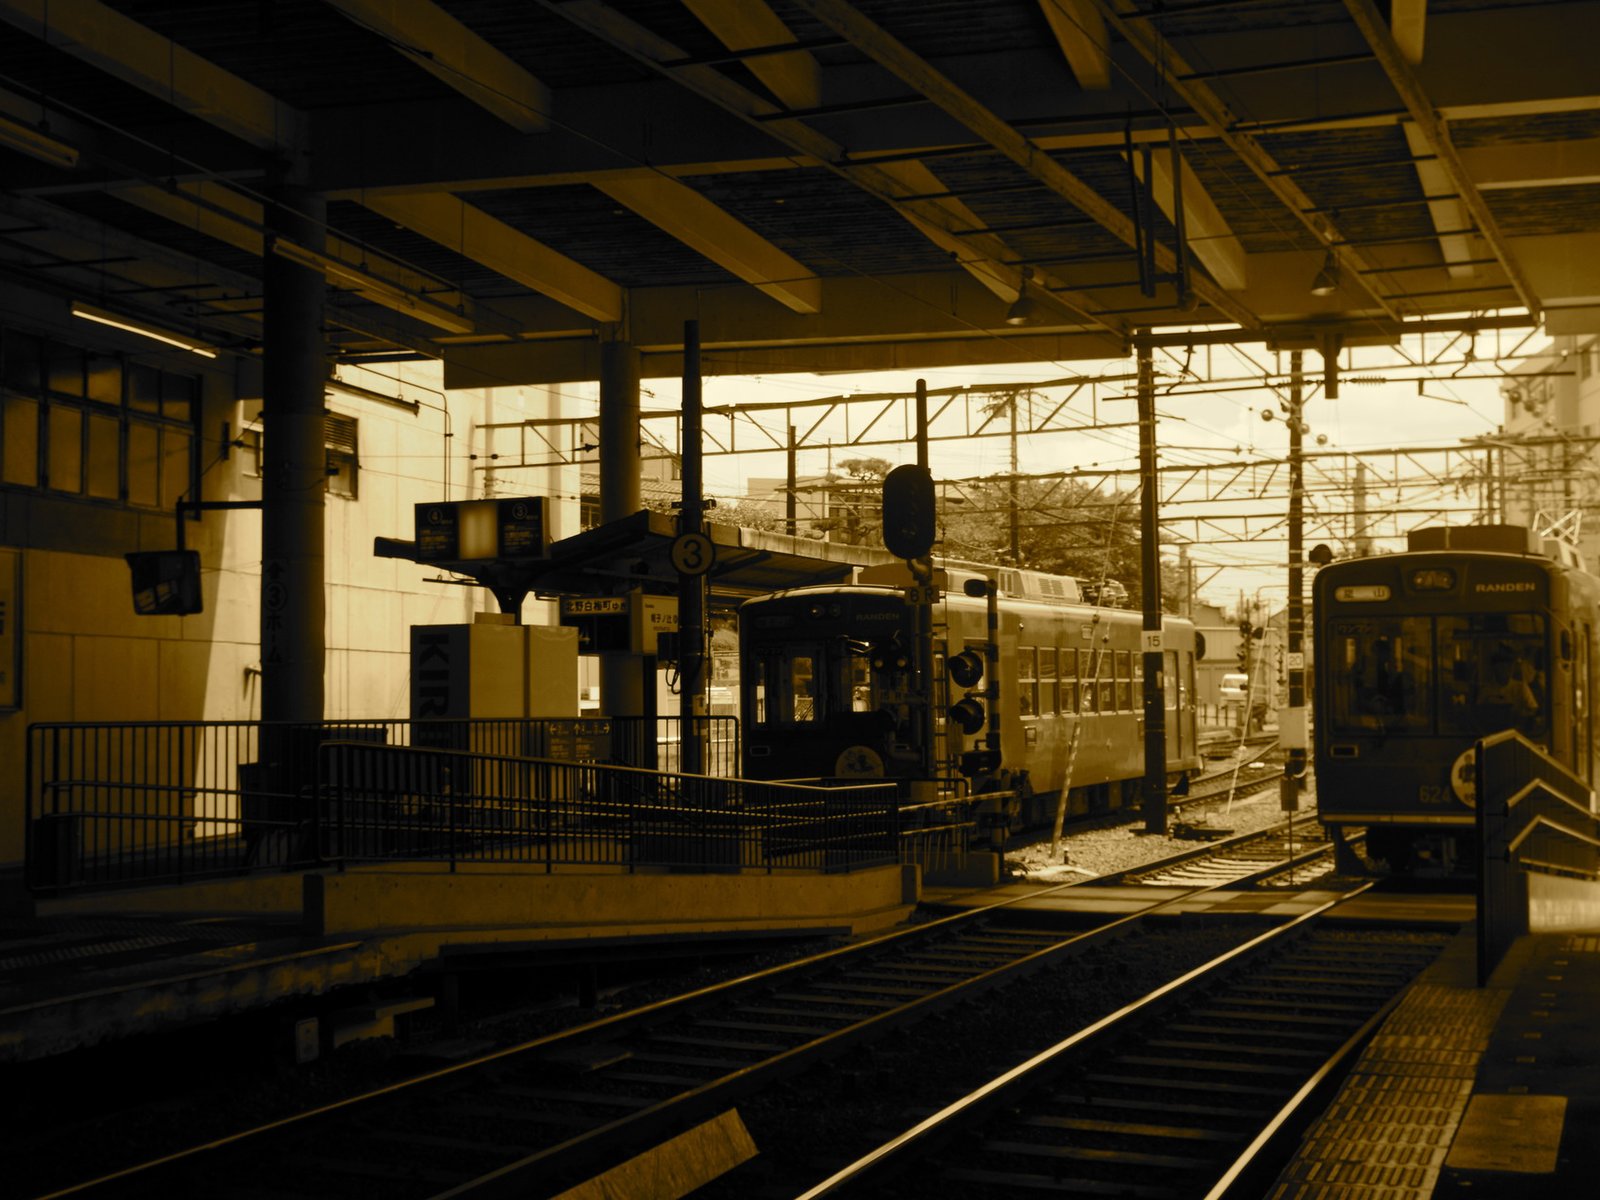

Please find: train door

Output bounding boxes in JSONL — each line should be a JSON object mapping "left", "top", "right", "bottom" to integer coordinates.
{"left": 1577, "top": 621, "right": 1592, "bottom": 782}
{"left": 1165, "top": 648, "right": 1182, "bottom": 760}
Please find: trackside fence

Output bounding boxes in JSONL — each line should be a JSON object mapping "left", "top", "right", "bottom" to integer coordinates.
{"left": 317, "top": 741, "right": 899, "bottom": 873}
{"left": 1476, "top": 729, "right": 1600, "bottom": 985}
{"left": 24, "top": 716, "right": 739, "bottom": 894}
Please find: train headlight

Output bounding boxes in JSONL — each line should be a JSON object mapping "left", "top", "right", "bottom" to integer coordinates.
{"left": 948, "top": 697, "right": 986, "bottom": 735}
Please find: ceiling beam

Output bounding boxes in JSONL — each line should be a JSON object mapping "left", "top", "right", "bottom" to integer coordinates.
{"left": 0, "top": 0, "right": 306, "bottom": 157}
{"left": 589, "top": 173, "right": 822, "bottom": 314}
{"left": 551, "top": 0, "right": 1128, "bottom": 333}
{"left": 786, "top": 0, "right": 1259, "bottom": 328}
{"left": 1090, "top": 0, "right": 1400, "bottom": 323}
{"left": 1127, "top": 150, "right": 1247, "bottom": 292}
{"left": 321, "top": 0, "right": 550, "bottom": 133}
{"left": 1038, "top": 0, "right": 1111, "bottom": 90}
{"left": 115, "top": 180, "right": 508, "bottom": 337}
{"left": 1390, "top": 0, "right": 1428, "bottom": 64}
{"left": 357, "top": 191, "right": 622, "bottom": 322}
{"left": 1342, "top": 0, "right": 1541, "bottom": 319}
{"left": 681, "top": 0, "right": 821, "bottom": 111}
{"left": 1401, "top": 122, "right": 1477, "bottom": 279}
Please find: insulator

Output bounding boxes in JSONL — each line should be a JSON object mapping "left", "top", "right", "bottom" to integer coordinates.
{"left": 1345, "top": 376, "right": 1388, "bottom": 385}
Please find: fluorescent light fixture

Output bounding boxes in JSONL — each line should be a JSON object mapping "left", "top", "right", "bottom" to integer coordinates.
{"left": 71, "top": 301, "right": 218, "bottom": 358}
{"left": 269, "top": 236, "right": 476, "bottom": 335}
{"left": 0, "top": 113, "right": 79, "bottom": 169}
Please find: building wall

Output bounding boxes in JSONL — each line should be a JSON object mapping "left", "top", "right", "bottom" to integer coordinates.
{"left": 0, "top": 292, "right": 577, "bottom": 868}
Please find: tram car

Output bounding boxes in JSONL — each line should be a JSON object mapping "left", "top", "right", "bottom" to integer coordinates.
{"left": 737, "top": 562, "right": 1203, "bottom": 831}
{"left": 1313, "top": 524, "right": 1600, "bottom": 874}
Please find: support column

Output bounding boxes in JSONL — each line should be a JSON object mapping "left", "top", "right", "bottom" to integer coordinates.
{"left": 598, "top": 338, "right": 644, "bottom": 724}
{"left": 1136, "top": 337, "right": 1168, "bottom": 834}
{"left": 260, "top": 187, "right": 326, "bottom": 726}
{"left": 679, "top": 321, "right": 707, "bottom": 776}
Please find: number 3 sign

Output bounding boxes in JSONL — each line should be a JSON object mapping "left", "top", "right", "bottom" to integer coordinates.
{"left": 670, "top": 532, "right": 715, "bottom": 576}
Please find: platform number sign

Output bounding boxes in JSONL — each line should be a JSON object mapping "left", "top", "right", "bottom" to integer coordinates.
{"left": 671, "top": 532, "right": 715, "bottom": 576}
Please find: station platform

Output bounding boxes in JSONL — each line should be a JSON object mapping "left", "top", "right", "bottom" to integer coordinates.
{"left": 0, "top": 859, "right": 919, "bottom": 1063}
{"left": 1268, "top": 928, "right": 1600, "bottom": 1200}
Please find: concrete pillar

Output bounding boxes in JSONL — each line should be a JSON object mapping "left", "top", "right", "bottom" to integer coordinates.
{"left": 260, "top": 187, "right": 327, "bottom": 726}
{"left": 598, "top": 338, "right": 644, "bottom": 722}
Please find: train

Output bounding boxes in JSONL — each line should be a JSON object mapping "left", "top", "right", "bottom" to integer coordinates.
{"left": 736, "top": 561, "right": 1203, "bottom": 835}
{"left": 1312, "top": 524, "right": 1600, "bottom": 874}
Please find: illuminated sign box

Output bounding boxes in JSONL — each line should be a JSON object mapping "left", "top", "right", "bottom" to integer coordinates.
{"left": 413, "top": 497, "right": 548, "bottom": 563}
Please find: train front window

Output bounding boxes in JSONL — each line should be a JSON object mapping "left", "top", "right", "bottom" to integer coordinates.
{"left": 1438, "top": 614, "right": 1547, "bottom": 738}
{"left": 1328, "top": 617, "right": 1431, "bottom": 733}
{"left": 790, "top": 654, "right": 818, "bottom": 722}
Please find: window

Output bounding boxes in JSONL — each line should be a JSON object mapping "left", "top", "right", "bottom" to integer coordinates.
{"left": 241, "top": 411, "right": 361, "bottom": 497}
{"left": 1018, "top": 647, "right": 1037, "bottom": 717}
{"left": 1116, "top": 651, "right": 1133, "bottom": 710}
{"left": 1060, "top": 648, "right": 1078, "bottom": 713}
{"left": 1097, "top": 650, "right": 1115, "bottom": 712}
{"left": 1327, "top": 616, "right": 1434, "bottom": 735}
{"left": 0, "top": 324, "right": 198, "bottom": 511}
{"left": 324, "top": 412, "right": 359, "bottom": 498}
{"left": 1039, "top": 646, "right": 1058, "bottom": 714}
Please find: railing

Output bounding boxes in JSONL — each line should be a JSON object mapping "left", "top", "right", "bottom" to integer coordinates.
{"left": 317, "top": 741, "right": 899, "bottom": 874}
{"left": 1475, "top": 729, "right": 1600, "bottom": 985}
{"left": 24, "top": 716, "right": 738, "bottom": 894}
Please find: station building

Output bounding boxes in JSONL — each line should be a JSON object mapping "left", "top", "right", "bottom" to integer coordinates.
{"left": 0, "top": 290, "right": 587, "bottom": 872}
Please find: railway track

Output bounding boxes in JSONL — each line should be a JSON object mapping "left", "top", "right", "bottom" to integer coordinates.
{"left": 33, "top": 825, "right": 1346, "bottom": 1200}
{"left": 1115, "top": 816, "right": 1342, "bottom": 889}
{"left": 795, "top": 896, "right": 1451, "bottom": 1200}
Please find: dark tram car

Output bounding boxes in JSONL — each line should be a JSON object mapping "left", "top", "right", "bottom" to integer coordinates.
{"left": 737, "top": 564, "right": 1202, "bottom": 830}
{"left": 1313, "top": 524, "right": 1600, "bottom": 874}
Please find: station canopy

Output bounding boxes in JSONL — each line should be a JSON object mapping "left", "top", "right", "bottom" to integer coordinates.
{"left": 0, "top": 1, "right": 1595, "bottom": 382}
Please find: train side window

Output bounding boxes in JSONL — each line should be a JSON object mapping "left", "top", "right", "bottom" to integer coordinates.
{"left": 1090, "top": 649, "right": 1111, "bottom": 712}
{"left": 1039, "top": 647, "right": 1058, "bottom": 714}
{"left": 1018, "top": 647, "right": 1037, "bottom": 717}
{"left": 1060, "top": 649, "right": 1078, "bottom": 713}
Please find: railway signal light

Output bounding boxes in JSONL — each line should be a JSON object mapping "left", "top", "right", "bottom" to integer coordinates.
{"left": 1236, "top": 645, "right": 1248, "bottom": 670}
{"left": 947, "top": 648, "right": 985, "bottom": 689}
{"left": 959, "top": 748, "right": 1000, "bottom": 776}
{"left": 948, "top": 696, "right": 986, "bottom": 735}
{"left": 881, "top": 463, "right": 936, "bottom": 560}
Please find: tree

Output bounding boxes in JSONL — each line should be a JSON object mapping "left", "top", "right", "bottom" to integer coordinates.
{"left": 939, "top": 477, "right": 1183, "bottom": 612}
{"left": 807, "top": 457, "right": 892, "bottom": 545}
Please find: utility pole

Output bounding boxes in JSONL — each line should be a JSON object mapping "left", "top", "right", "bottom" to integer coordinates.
{"left": 1284, "top": 350, "right": 1308, "bottom": 807}
{"left": 1136, "top": 337, "right": 1167, "bottom": 834}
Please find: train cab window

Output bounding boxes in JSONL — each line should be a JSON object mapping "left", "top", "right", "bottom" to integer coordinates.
{"left": 1060, "top": 649, "right": 1079, "bottom": 713}
{"left": 1018, "top": 647, "right": 1038, "bottom": 717}
{"left": 1438, "top": 614, "right": 1546, "bottom": 738}
{"left": 751, "top": 659, "right": 768, "bottom": 724}
{"left": 1328, "top": 617, "right": 1432, "bottom": 734}
{"left": 790, "top": 654, "right": 818, "bottom": 722}
{"left": 1039, "top": 648, "right": 1058, "bottom": 714}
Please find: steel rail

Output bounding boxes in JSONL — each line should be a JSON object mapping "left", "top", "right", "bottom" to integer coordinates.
{"left": 793, "top": 881, "right": 1383, "bottom": 1198}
